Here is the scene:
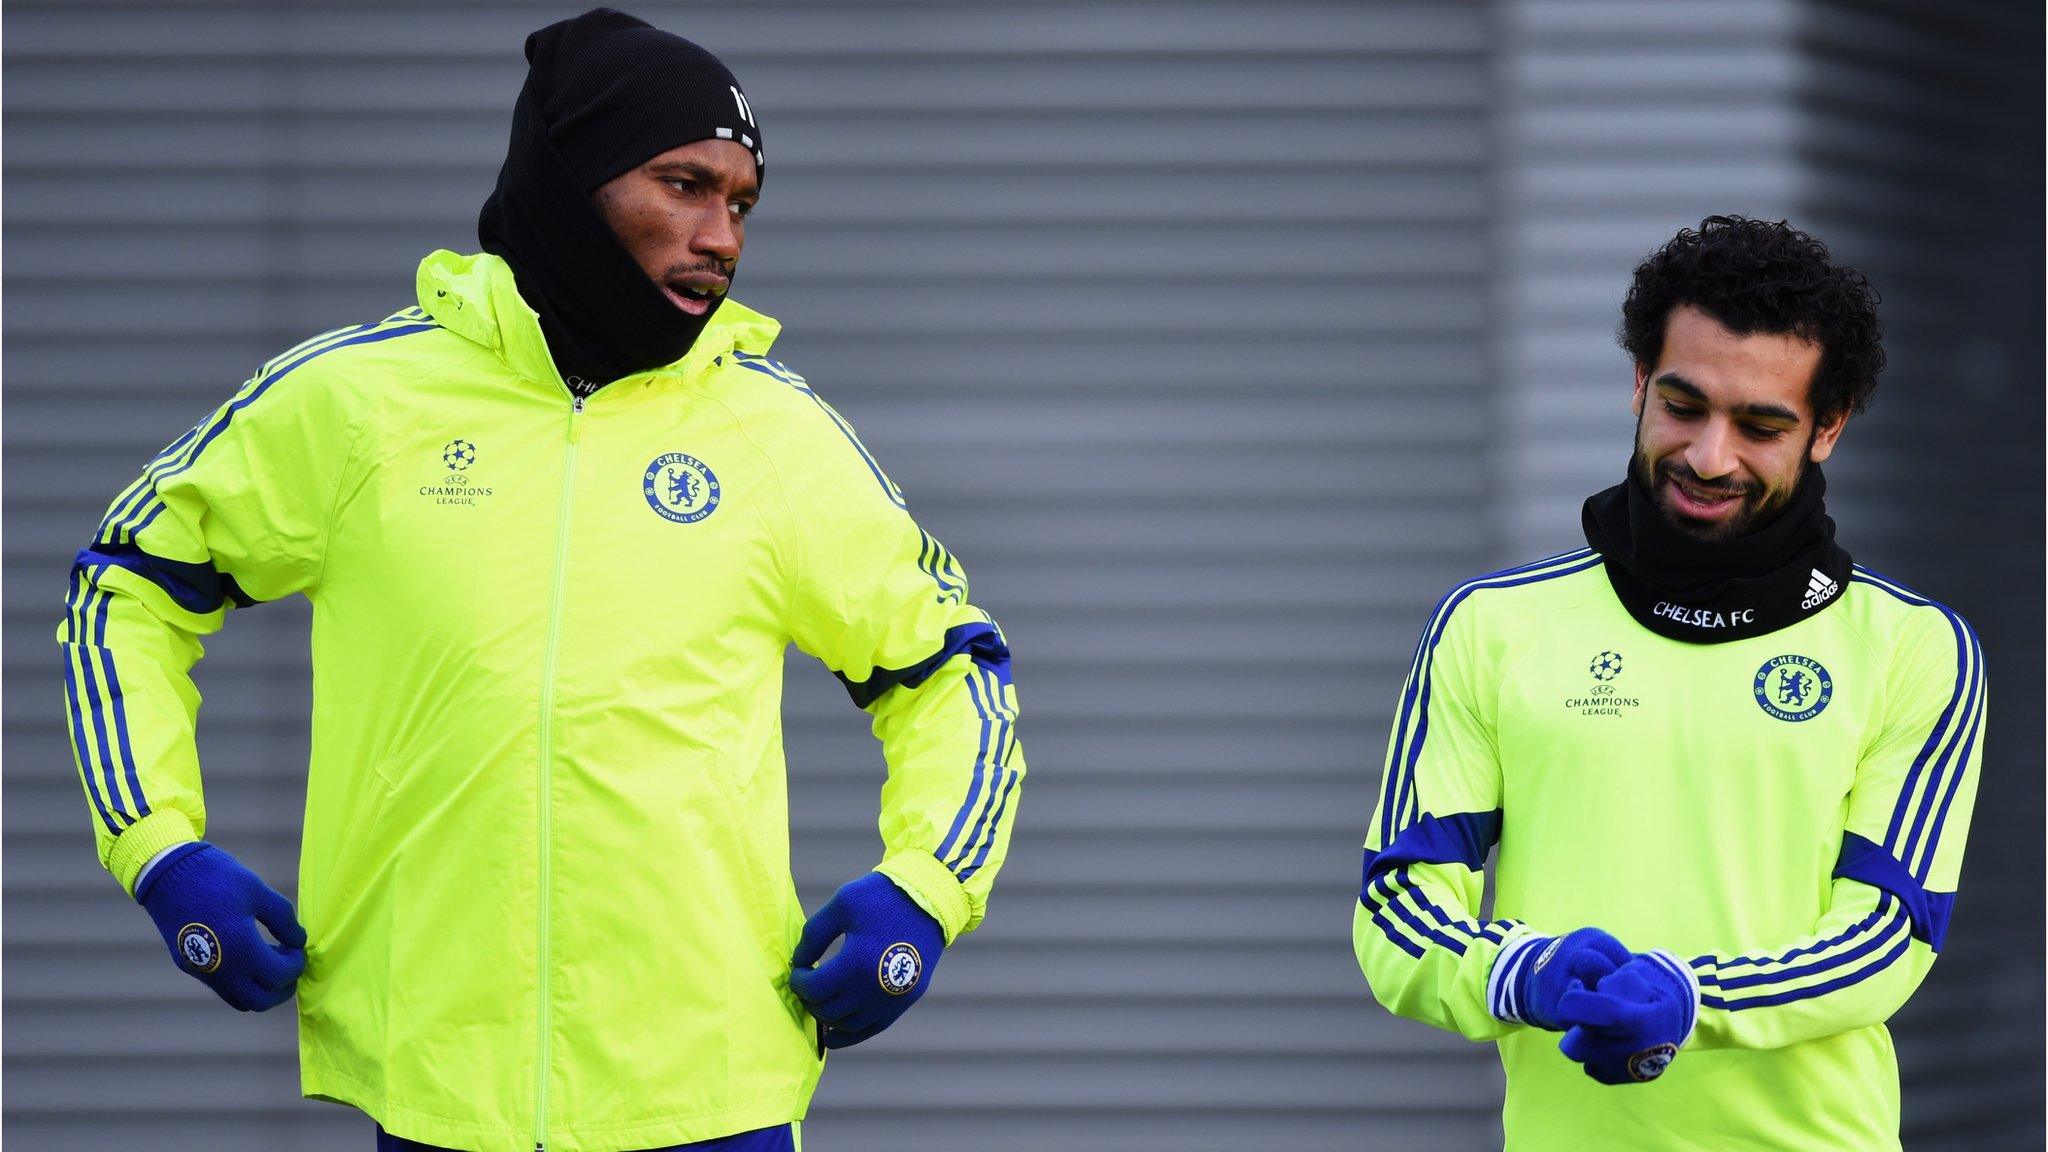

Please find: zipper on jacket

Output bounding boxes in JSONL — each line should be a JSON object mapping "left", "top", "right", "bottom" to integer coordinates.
{"left": 532, "top": 392, "right": 583, "bottom": 1152}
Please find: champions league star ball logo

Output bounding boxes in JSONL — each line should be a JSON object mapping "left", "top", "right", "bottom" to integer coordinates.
{"left": 178, "top": 923, "right": 223, "bottom": 973}
{"left": 420, "top": 439, "right": 494, "bottom": 507}
{"left": 1563, "top": 650, "right": 1639, "bottom": 719}
{"left": 877, "top": 942, "right": 922, "bottom": 996}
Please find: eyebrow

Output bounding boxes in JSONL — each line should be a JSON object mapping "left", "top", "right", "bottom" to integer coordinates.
{"left": 1654, "top": 373, "right": 1801, "bottom": 424}
{"left": 647, "top": 160, "right": 759, "bottom": 200}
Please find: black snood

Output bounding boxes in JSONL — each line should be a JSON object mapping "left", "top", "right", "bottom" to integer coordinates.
{"left": 478, "top": 8, "right": 765, "bottom": 391}
{"left": 1582, "top": 465, "right": 1853, "bottom": 643}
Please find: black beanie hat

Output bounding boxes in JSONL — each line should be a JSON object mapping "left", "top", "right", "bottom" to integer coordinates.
{"left": 478, "top": 8, "right": 761, "bottom": 391}
{"left": 535, "top": 7, "right": 764, "bottom": 192}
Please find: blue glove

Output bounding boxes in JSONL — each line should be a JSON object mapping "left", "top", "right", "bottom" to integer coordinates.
{"left": 1556, "top": 950, "right": 1698, "bottom": 1085}
{"left": 1489, "top": 927, "right": 1632, "bottom": 1030}
{"left": 135, "top": 842, "right": 307, "bottom": 1012}
{"left": 789, "top": 873, "right": 945, "bottom": 1050}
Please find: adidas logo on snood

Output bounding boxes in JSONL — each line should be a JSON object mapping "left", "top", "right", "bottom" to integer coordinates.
{"left": 1801, "top": 568, "right": 1840, "bottom": 611}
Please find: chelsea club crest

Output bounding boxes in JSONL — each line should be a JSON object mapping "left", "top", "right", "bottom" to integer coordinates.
{"left": 1754, "top": 655, "right": 1833, "bottom": 722}
{"left": 178, "top": 922, "right": 223, "bottom": 973}
{"left": 643, "top": 452, "right": 720, "bottom": 523}
{"left": 877, "top": 942, "right": 922, "bottom": 996}
{"left": 1628, "top": 1042, "right": 1678, "bottom": 1082}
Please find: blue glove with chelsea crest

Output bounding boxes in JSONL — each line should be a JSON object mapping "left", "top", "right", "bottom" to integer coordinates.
{"left": 135, "top": 841, "right": 308, "bottom": 1012}
{"left": 1556, "top": 950, "right": 1699, "bottom": 1085}
{"left": 790, "top": 873, "right": 945, "bottom": 1049}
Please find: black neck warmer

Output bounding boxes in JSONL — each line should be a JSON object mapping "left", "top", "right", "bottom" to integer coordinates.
{"left": 1582, "top": 466, "right": 1852, "bottom": 643}
{"left": 477, "top": 9, "right": 765, "bottom": 392}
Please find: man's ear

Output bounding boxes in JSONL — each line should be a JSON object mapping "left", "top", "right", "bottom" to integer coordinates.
{"left": 1809, "top": 410, "right": 1847, "bottom": 464}
{"left": 1631, "top": 364, "right": 1650, "bottom": 418}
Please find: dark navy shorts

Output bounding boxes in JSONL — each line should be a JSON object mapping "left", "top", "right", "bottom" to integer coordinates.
{"left": 375, "top": 1122, "right": 796, "bottom": 1152}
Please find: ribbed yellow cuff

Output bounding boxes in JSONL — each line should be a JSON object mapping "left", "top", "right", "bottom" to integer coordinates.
{"left": 874, "top": 851, "right": 974, "bottom": 945}
{"left": 107, "top": 808, "right": 202, "bottom": 897}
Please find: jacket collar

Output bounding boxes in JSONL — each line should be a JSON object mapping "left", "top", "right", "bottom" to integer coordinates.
{"left": 415, "top": 250, "right": 782, "bottom": 394}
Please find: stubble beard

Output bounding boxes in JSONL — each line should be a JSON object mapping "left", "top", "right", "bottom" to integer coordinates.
{"left": 1629, "top": 418, "right": 1809, "bottom": 543}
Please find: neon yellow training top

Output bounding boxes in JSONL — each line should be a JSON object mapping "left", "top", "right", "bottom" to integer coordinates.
{"left": 1353, "top": 548, "right": 1983, "bottom": 1151}
{"left": 59, "top": 250, "right": 1025, "bottom": 1152}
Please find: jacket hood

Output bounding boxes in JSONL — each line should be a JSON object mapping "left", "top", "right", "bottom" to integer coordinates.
{"left": 415, "top": 249, "right": 782, "bottom": 390}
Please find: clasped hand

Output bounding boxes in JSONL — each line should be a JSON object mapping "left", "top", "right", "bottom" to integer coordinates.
{"left": 1506, "top": 927, "right": 1698, "bottom": 1084}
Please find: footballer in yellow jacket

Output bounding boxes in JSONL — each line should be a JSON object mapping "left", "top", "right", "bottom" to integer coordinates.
{"left": 58, "top": 11, "right": 1023, "bottom": 1152}
{"left": 1353, "top": 217, "right": 1982, "bottom": 1151}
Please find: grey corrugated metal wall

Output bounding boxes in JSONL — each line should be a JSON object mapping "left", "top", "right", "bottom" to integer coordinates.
{"left": 1793, "top": 4, "right": 2045, "bottom": 1144}
{"left": 1492, "top": 0, "right": 1814, "bottom": 548}
{"left": 4, "top": 4, "right": 1504, "bottom": 1151}
{"left": 1491, "top": 2, "right": 2043, "bottom": 1147}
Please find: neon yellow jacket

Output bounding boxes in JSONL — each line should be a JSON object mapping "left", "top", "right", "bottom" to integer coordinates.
{"left": 58, "top": 250, "right": 1025, "bottom": 1152}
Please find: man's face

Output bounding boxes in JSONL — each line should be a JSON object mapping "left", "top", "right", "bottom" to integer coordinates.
{"left": 593, "top": 138, "right": 759, "bottom": 317}
{"left": 1629, "top": 304, "right": 1844, "bottom": 540}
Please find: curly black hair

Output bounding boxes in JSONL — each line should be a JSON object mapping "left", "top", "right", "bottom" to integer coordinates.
{"left": 1619, "top": 215, "right": 1884, "bottom": 426}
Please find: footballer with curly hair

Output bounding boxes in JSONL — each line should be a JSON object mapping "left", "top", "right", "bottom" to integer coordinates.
{"left": 1351, "top": 216, "right": 1983, "bottom": 1150}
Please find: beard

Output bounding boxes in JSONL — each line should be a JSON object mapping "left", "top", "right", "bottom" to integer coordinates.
{"left": 1628, "top": 408, "right": 1818, "bottom": 541}
{"left": 1629, "top": 449, "right": 1757, "bottom": 540}
{"left": 1628, "top": 453, "right": 1818, "bottom": 543}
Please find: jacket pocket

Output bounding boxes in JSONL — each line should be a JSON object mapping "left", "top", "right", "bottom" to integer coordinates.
{"left": 702, "top": 761, "right": 799, "bottom": 976}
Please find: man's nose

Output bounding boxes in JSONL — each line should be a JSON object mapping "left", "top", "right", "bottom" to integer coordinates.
{"left": 1685, "top": 419, "right": 1739, "bottom": 481}
{"left": 693, "top": 206, "right": 741, "bottom": 263}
